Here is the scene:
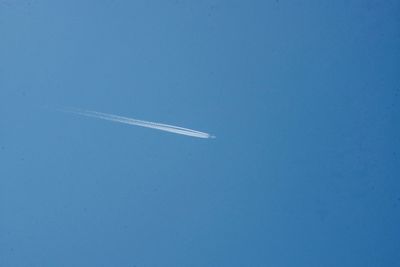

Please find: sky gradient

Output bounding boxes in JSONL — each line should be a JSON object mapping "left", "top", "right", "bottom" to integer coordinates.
{"left": 1, "top": 0, "right": 399, "bottom": 266}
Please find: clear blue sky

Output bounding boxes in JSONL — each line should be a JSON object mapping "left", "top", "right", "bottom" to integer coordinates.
{"left": 1, "top": 1, "right": 399, "bottom": 266}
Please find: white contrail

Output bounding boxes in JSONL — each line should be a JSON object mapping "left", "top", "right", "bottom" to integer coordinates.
{"left": 60, "top": 107, "right": 215, "bottom": 139}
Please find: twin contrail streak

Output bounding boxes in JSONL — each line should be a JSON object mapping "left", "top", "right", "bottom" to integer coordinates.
{"left": 61, "top": 107, "right": 215, "bottom": 139}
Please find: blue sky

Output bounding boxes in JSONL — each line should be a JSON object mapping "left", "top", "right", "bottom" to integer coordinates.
{"left": 1, "top": 1, "right": 399, "bottom": 266}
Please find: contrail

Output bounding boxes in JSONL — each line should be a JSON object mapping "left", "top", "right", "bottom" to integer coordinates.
{"left": 60, "top": 107, "right": 215, "bottom": 139}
